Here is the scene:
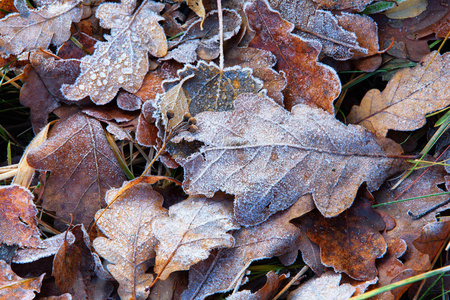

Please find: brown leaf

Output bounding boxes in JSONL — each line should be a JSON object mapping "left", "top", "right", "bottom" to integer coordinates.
{"left": 224, "top": 46, "right": 287, "bottom": 105}
{"left": 173, "top": 93, "right": 403, "bottom": 225}
{"left": 52, "top": 233, "right": 82, "bottom": 293}
{"left": 268, "top": 0, "right": 368, "bottom": 60}
{"left": 373, "top": 165, "right": 450, "bottom": 298}
{"left": 312, "top": 0, "right": 373, "bottom": 12}
{"left": 304, "top": 198, "right": 387, "bottom": 281}
{"left": 181, "top": 199, "right": 311, "bottom": 300}
{"left": 20, "top": 51, "right": 81, "bottom": 133}
{"left": 226, "top": 271, "right": 288, "bottom": 300}
{"left": 160, "top": 61, "right": 263, "bottom": 118}
{"left": 0, "top": 0, "right": 82, "bottom": 55}
{"left": 294, "top": 216, "right": 325, "bottom": 275}
{"left": 0, "top": 0, "right": 17, "bottom": 18}
{"left": 0, "top": 260, "right": 45, "bottom": 300}
{"left": 348, "top": 52, "right": 450, "bottom": 137}
{"left": 27, "top": 111, "right": 127, "bottom": 228}
{"left": 0, "top": 184, "right": 41, "bottom": 248}
{"left": 153, "top": 194, "right": 240, "bottom": 280}
{"left": 246, "top": 0, "right": 341, "bottom": 113}
{"left": 62, "top": 0, "right": 167, "bottom": 104}
{"left": 287, "top": 271, "right": 356, "bottom": 300}
{"left": 175, "top": 0, "right": 205, "bottom": 20}
{"left": 93, "top": 183, "right": 167, "bottom": 300}
{"left": 163, "top": 9, "right": 241, "bottom": 63}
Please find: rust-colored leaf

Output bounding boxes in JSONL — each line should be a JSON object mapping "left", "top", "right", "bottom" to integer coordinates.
{"left": 27, "top": 111, "right": 127, "bottom": 228}
{"left": 304, "top": 198, "right": 387, "bottom": 281}
{"left": 268, "top": 0, "right": 368, "bottom": 60}
{"left": 181, "top": 199, "right": 312, "bottom": 300}
{"left": 246, "top": 0, "right": 341, "bottom": 113}
{"left": 173, "top": 93, "right": 403, "bottom": 225}
{"left": 61, "top": 0, "right": 167, "bottom": 104}
{"left": 153, "top": 194, "right": 240, "bottom": 280}
{"left": 0, "top": 260, "right": 45, "bottom": 299}
{"left": 348, "top": 52, "right": 450, "bottom": 137}
{"left": 373, "top": 165, "right": 450, "bottom": 299}
{"left": 0, "top": 184, "right": 41, "bottom": 248}
{"left": 93, "top": 183, "right": 167, "bottom": 300}
{"left": 224, "top": 46, "right": 287, "bottom": 105}
{"left": 0, "top": 0, "right": 82, "bottom": 55}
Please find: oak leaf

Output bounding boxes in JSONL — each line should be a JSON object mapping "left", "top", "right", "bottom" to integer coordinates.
{"left": 160, "top": 61, "right": 263, "bottom": 118}
{"left": 304, "top": 198, "right": 387, "bottom": 281}
{"left": 163, "top": 9, "right": 241, "bottom": 64}
{"left": 27, "top": 110, "right": 127, "bottom": 228}
{"left": 0, "top": 260, "right": 45, "bottom": 299}
{"left": 152, "top": 195, "right": 240, "bottom": 280}
{"left": 224, "top": 46, "right": 287, "bottom": 105}
{"left": 20, "top": 51, "right": 81, "bottom": 132}
{"left": 287, "top": 271, "right": 356, "bottom": 300}
{"left": 0, "top": 184, "right": 41, "bottom": 248}
{"left": 0, "top": 0, "right": 82, "bottom": 56}
{"left": 93, "top": 183, "right": 167, "bottom": 300}
{"left": 246, "top": 0, "right": 341, "bottom": 113}
{"left": 173, "top": 93, "right": 403, "bottom": 225}
{"left": 348, "top": 52, "right": 450, "bottom": 137}
{"left": 268, "top": 0, "right": 368, "bottom": 60}
{"left": 62, "top": 0, "right": 167, "bottom": 104}
{"left": 181, "top": 199, "right": 312, "bottom": 300}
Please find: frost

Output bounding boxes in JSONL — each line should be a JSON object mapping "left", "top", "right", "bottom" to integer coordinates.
{"left": 93, "top": 183, "right": 167, "bottom": 300}
{"left": 152, "top": 195, "right": 240, "bottom": 280}
{"left": 61, "top": 0, "right": 167, "bottom": 104}
{"left": 174, "top": 93, "right": 404, "bottom": 225}
{"left": 163, "top": 9, "right": 241, "bottom": 64}
{"left": 348, "top": 51, "right": 450, "bottom": 137}
{"left": 0, "top": 0, "right": 83, "bottom": 56}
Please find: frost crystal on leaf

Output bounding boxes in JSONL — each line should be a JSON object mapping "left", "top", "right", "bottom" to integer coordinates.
{"left": 0, "top": 0, "right": 82, "bottom": 56}
{"left": 62, "top": 0, "right": 167, "bottom": 104}
{"left": 174, "top": 93, "right": 404, "bottom": 225}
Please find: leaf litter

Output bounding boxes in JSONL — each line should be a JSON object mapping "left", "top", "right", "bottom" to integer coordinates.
{"left": 4, "top": 0, "right": 450, "bottom": 299}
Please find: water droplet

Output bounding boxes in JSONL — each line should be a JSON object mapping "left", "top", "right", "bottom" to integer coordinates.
{"left": 90, "top": 74, "right": 97, "bottom": 80}
{"left": 118, "top": 76, "right": 124, "bottom": 84}
{"left": 79, "top": 84, "right": 85, "bottom": 90}
{"left": 97, "top": 79, "right": 102, "bottom": 86}
{"left": 103, "top": 79, "right": 108, "bottom": 85}
{"left": 102, "top": 58, "right": 110, "bottom": 66}
{"left": 100, "top": 72, "right": 106, "bottom": 78}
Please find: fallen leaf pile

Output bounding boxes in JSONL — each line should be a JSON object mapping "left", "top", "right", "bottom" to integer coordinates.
{"left": 1, "top": 0, "right": 450, "bottom": 298}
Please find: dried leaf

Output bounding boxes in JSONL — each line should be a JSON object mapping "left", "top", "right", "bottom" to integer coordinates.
{"left": 312, "top": 0, "right": 373, "bottom": 12}
{"left": 175, "top": 0, "right": 205, "bottom": 20}
{"left": 52, "top": 234, "right": 82, "bottom": 293}
{"left": 163, "top": 9, "right": 241, "bottom": 63}
{"left": 20, "top": 51, "right": 81, "bottom": 132}
{"left": 153, "top": 195, "right": 240, "bottom": 280}
{"left": 226, "top": 271, "right": 288, "bottom": 300}
{"left": 62, "top": 0, "right": 167, "bottom": 104}
{"left": 93, "top": 183, "right": 167, "bottom": 300}
{"left": 384, "top": 0, "right": 428, "bottom": 19}
{"left": 181, "top": 199, "right": 310, "bottom": 300}
{"left": 348, "top": 52, "right": 450, "bottom": 137}
{"left": 246, "top": 0, "right": 341, "bottom": 113}
{"left": 287, "top": 271, "right": 356, "bottom": 300}
{"left": 0, "top": 184, "right": 41, "bottom": 248}
{"left": 174, "top": 93, "right": 403, "bottom": 225}
{"left": 0, "top": 0, "right": 82, "bottom": 56}
{"left": 27, "top": 111, "right": 127, "bottom": 228}
{"left": 0, "top": 260, "right": 45, "bottom": 300}
{"left": 224, "top": 46, "right": 287, "bottom": 105}
{"left": 13, "top": 232, "right": 75, "bottom": 264}
{"left": 268, "top": 0, "right": 367, "bottom": 60}
{"left": 305, "top": 198, "right": 387, "bottom": 281}
{"left": 161, "top": 61, "right": 263, "bottom": 118}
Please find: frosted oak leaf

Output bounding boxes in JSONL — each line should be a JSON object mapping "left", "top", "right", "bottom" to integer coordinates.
{"left": 0, "top": 0, "right": 82, "bottom": 56}
{"left": 173, "top": 93, "right": 404, "bottom": 225}
{"left": 62, "top": 0, "right": 167, "bottom": 104}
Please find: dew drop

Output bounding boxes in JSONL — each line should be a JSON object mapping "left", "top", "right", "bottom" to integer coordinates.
{"left": 102, "top": 58, "right": 110, "bottom": 66}
{"left": 97, "top": 79, "right": 102, "bottom": 86}
{"left": 118, "top": 76, "right": 124, "bottom": 84}
{"left": 79, "top": 84, "right": 85, "bottom": 90}
{"left": 103, "top": 79, "right": 108, "bottom": 85}
{"left": 90, "top": 74, "right": 97, "bottom": 80}
{"left": 100, "top": 72, "right": 107, "bottom": 78}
